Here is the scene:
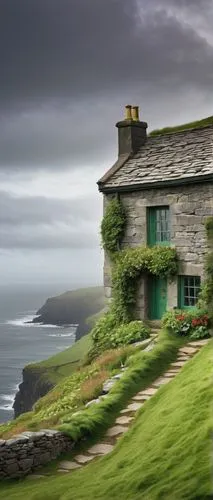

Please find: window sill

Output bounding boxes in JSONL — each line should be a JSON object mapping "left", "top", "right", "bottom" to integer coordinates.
{"left": 148, "top": 241, "right": 171, "bottom": 247}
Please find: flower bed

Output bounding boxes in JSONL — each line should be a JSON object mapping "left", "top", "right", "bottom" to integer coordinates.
{"left": 162, "top": 309, "right": 210, "bottom": 340}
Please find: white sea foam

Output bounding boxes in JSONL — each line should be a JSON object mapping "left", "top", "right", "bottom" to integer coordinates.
{"left": 0, "top": 406, "right": 13, "bottom": 411}
{"left": 1, "top": 395, "right": 14, "bottom": 402}
{"left": 0, "top": 394, "right": 15, "bottom": 411}
{"left": 47, "top": 332, "right": 76, "bottom": 338}
{"left": 6, "top": 314, "right": 61, "bottom": 328}
{"left": 5, "top": 314, "right": 78, "bottom": 330}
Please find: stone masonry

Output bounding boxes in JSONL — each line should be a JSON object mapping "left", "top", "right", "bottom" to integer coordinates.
{"left": 103, "top": 182, "right": 213, "bottom": 318}
{"left": 0, "top": 430, "right": 74, "bottom": 480}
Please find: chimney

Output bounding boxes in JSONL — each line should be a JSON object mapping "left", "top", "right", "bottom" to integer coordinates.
{"left": 116, "top": 105, "right": 147, "bottom": 156}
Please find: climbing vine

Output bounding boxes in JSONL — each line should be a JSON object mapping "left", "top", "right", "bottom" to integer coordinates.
{"left": 111, "top": 246, "right": 178, "bottom": 323}
{"left": 101, "top": 198, "right": 127, "bottom": 256}
{"left": 198, "top": 217, "right": 213, "bottom": 324}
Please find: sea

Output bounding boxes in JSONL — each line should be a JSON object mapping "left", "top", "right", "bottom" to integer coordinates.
{"left": 0, "top": 283, "right": 77, "bottom": 424}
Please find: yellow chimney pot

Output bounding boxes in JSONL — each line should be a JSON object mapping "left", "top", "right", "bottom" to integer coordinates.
{"left": 132, "top": 106, "right": 140, "bottom": 121}
{"left": 125, "top": 105, "right": 132, "bottom": 120}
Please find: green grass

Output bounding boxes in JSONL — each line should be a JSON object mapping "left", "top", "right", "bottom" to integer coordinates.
{"left": 150, "top": 115, "right": 213, "bottom": 137}
{"left": 38, "top": 331, "right": 93, "bottom": 374}
{"left": 0, "top": 344, "right": 140, "bottom": 438}
{"left": 20, "top": 331, "right": 93, "bottom": 388}
{"left": 0, "top": 333, "right": 93, "bottom": 437}
{"left": 0, "top": 330, "right": 181, "bottom": 439}
{"left": 1, "top": 340, "right": 211, "bottom": 499}
{"left": 58, "top": 330, "right": 184, "bottom": 441}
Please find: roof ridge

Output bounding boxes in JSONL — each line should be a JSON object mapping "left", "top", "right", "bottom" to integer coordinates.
{"left": 149, "top": 119, "right": 213, "bottom": 138}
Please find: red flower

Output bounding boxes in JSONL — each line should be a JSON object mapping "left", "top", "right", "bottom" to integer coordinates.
{"left": 176, "top": 315, "right": 185, "bottom": 321}
{"left": 192, "top": 319, "right": 198, "bottom": 326}
{"left": 191, "top": 315, "right": 209, "bottom": 328}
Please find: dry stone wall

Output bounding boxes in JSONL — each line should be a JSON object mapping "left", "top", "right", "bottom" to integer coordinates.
{"left": 0, "top": 430, "right": 74, "bottom": 480}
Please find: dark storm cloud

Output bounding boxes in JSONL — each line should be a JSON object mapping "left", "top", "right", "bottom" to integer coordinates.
{"left": 0, "top": 0, "right": 212, "bottom": 169}
{"left": 0, "top": 0, "right": 138, "bottom": 107}
{"left": 0, "top": 191, "right": 100, "bottom": 249}
{"left": 0, "top": 0, "right": 212, "bottom": 109}
{"left": 0, "top": 105, "right": 115, "bottom": 168}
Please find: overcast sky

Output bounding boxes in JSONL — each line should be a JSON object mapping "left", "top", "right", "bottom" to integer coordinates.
{"left": 0, "top": 0, "right": 213, "bottom": 287}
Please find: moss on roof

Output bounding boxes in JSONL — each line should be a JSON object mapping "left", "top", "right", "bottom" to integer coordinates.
{"left": 149, "top": 115, "right": 213, "bottom": 137}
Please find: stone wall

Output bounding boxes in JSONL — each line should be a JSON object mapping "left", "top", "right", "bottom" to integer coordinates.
{"left": 0, "top": 430, "right": 74, "bottom": 480}
{"left": 103, "top": 182, "right": 213, "bottom": 316}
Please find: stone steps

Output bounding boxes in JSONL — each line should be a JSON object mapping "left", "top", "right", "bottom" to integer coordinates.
{"left": 57, "top": 338, "right": 209, "bottom": 475}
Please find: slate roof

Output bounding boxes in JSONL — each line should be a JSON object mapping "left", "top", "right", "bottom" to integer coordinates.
{"left": 98, "top": 125, "right": 213, "bottom": 192}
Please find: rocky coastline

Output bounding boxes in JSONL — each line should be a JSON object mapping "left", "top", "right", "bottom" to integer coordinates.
{"left": 13, "top": 366, "right": 54, "bottom": 418}
{"left": 13, "top": 286, "right": 106, "bottom": 418}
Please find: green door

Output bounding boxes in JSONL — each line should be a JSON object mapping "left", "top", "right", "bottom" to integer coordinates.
{"left": 148, "top": 277, "right": 167, "bottom": 320}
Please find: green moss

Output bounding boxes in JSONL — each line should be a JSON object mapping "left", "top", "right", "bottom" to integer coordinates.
{"left": 150, "top": 115, "right": 213, "bottom": 137}
{"left": 1, "top": 339, "right": 211, "bottom": 499}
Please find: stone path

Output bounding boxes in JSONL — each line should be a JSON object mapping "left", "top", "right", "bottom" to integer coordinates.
{"left": 56, "top": 338, "right": 209, "bottom": 474}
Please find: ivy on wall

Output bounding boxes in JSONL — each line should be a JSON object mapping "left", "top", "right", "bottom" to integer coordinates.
{"left": 198, "top": 217, "right": 213, "bottom": 324}
{"left": 111, "top": 246, "right": 178, "bottom": 323}
{"left": 101, "top": 198, "right": 127, "bottom": 256}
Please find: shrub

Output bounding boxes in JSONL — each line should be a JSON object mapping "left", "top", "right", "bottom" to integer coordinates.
{"left": 88, "top": 314, "right": 150, "bottom": 361}
{"left": 110, "top": 321, "right": 150, "bottom": 347}
{"left": 87, "top": 312, "right": 117, "bottom": 361}
{"left": 162, "top": 309, "right": 210, "bottom": 339}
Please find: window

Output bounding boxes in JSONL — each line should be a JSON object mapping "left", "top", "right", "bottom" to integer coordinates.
{"left": 178, "top": 276, "right": 201, "bottom": 308}
{"left": 147, "top": 206, "right": 170, "bottom": 246}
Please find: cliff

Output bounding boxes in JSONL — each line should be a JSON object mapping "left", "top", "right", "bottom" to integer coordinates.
{"left": 13, "top": 366, "right": 54, "bottom": 417}
{"left": 31, "top": 286, "right": 106, "bottom": 341}
{"left": 13, "top": 286, "right": 106, "bottom": 417}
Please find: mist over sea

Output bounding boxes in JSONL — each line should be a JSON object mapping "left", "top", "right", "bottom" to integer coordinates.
{"left": 0, "top": 283, "right": 77, "bottom": 424}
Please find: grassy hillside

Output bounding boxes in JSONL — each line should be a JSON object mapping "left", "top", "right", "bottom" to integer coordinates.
{"left": 1, "top": 330, "right": 182, "bottom": 440}
{"left": 1, "top": 341, "right": 211, "bottom": 500}
{"left": 37, "top": 330, "right": 93, "bottom": 378}
{"left": 150, "top": 115, "right": 213, "bottom": 136}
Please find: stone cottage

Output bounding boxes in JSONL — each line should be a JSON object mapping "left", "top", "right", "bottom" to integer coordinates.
{"left": 97, "top": 105, "right": 213, "bottom": 321}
